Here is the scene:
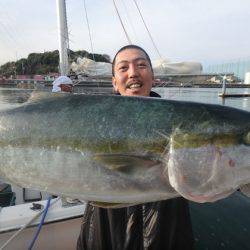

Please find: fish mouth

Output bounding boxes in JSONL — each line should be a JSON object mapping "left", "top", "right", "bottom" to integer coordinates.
{"left": 126, "top": 81, "right": 143, "bottom": 90}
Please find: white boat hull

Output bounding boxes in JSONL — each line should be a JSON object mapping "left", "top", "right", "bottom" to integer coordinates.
{"left": 0, "top": 199, "right": 85, "bottom": 249}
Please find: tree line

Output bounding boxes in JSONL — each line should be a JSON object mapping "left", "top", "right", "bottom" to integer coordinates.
{"left": 0, "top": 50, "right": 111, "bottom": 77}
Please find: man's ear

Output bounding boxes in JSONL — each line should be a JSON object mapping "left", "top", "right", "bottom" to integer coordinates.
{"left": 151, "top": 73, "right": 155, "bottom": 87}
{"left": 152, "top": 73, "right": 155, "bottom": 86}
{"left": 112, "top": 77, "right": 118, "bottom": 92}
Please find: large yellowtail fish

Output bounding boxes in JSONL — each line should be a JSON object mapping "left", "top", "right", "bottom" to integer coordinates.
{"left": 0, "top": 94, "right": 249, "bottom": 206}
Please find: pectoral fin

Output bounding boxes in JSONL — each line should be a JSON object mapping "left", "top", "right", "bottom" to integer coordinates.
{"left": 94, "top": 153, "right": 160, "bottom": 173}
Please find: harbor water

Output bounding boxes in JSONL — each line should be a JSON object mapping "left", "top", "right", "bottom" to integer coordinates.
{"left": 1, "top": 86, "right": 249, "bottom": 111}
{"left": 154, "top": 87, "right": 250, "bottom": 250}
{"left": 155, "top": 87, "right": 250, "bottom": 112}
{"left": 0, "top": 86, "right": 250, "bottom": 249}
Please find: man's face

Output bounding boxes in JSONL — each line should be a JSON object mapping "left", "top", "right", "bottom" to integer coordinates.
{"left": 112, "top": 48, "right": 154, "bottom": 96}
{"left": 60, "top": 84, "right": 73, "bottom": 93}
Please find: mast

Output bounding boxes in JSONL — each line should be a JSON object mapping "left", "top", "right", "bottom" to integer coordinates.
{"left": 56, "top": 0, "right": 69, "bottom": 76}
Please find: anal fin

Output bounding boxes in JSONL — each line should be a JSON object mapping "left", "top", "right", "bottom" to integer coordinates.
{"left": 90, "top": 201, "right": 137, "bottom": 208}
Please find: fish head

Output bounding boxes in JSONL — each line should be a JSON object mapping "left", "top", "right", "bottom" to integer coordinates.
{"left": 167, "top": 127, "right": 250, "bottom": 203}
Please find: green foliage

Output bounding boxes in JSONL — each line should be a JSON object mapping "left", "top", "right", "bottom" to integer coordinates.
{"left": 0, "top": 62, "right": 16, "bottom": 77}
{"left": 0, "top": 49, "right": 110, "bottom": 77}
{"left": 15, "top": 58, "right": 28, "bottom": 75}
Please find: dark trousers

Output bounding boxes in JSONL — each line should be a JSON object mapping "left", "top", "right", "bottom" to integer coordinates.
{"left": 77, "top": 198, "right": 194, "bottom": 250}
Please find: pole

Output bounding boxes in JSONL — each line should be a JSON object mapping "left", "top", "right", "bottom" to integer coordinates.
{"left": 56, "top": 0, "right": 69, "bottom": 76}
{"left": 222, "top": 75, "right": 227, "bottom": 95}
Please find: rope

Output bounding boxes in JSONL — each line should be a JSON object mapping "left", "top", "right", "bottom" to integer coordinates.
{"left": 0, "top": 197, "right": 60, "bottom": 250}
{"left": 112, "top": 0, "right": 132, "bottom": 44}
{"left": 83, "top": 0, "right": 95, "bottom": 62}
{"left": 120, "top": 0, "right": 139, "bottom": 43}
{"left": 132, "top": 0, "right": 162, "bottom": 59}
{"left": 0, "top": 1, "right": 33, "bottom": 53}
{"left": 28, "top": 197, "right": 52, "bottom": 250}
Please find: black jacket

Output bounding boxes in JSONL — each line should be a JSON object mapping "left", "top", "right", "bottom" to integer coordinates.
{"left": 77, "top": 91, "right": 194, "bottom": 250}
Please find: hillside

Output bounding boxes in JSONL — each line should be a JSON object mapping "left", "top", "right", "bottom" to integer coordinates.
{"left": 0, "top": 50, "right": 111, "bottom": 77}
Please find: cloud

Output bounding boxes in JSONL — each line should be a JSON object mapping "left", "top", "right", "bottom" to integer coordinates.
{"left": 0, "top": 0, "right": 250, "bottom": 66}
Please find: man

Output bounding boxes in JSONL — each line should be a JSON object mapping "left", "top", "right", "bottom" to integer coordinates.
{"left": 52, "top": 75, "right": 73, "bottom": 93}
{"left": 77, "top": 45, "right": 194, "bottom": 250}
{"left": 111, "top": 45, "right": 155, "bottom": 97}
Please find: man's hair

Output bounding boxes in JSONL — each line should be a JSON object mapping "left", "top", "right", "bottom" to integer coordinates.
{"left": 112, "top": 44, "right": 153, "bottom": 76}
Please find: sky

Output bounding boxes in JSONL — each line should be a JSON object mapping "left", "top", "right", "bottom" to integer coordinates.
{"left": 1, "top": 0, "right": 250, "bottom": 67}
